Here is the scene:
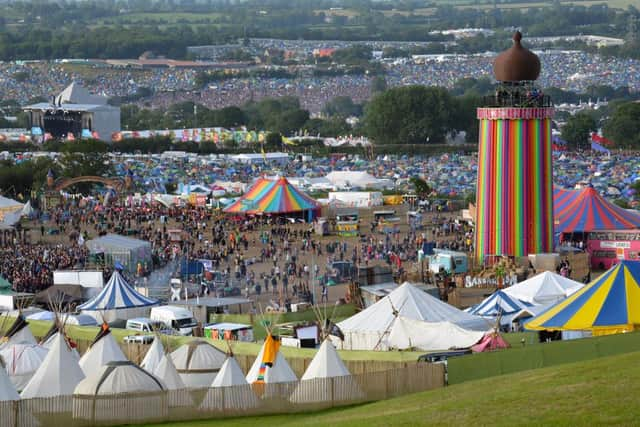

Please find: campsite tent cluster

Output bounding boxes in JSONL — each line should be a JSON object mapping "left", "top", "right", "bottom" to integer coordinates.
{"left": 0, "top": 309, "right": 364, "bottom": 424}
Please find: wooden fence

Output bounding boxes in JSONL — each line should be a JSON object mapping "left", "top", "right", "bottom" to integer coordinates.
{"left": 0, "top": 363, "right": 444, "bottom": 427}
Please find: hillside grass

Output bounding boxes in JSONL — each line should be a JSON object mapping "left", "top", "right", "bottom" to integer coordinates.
{"left": 143, "top": 350, "right": 640, "bottom": 427}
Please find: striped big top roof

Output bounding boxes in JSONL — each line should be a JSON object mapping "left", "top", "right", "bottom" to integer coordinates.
{"left": 78, "top": 271, "right": 158, "bottom": 310}
{"left": 525, "top": 260, "right": 640, "bottom": 333}
{"left": 224, "top": 177, "right": 320, "bottom": 214}
{"left": 468, "top": 290, "right": 531, "bottom": 317}
{"left": 554, "top": 186, "right": 640, "bottom": 233}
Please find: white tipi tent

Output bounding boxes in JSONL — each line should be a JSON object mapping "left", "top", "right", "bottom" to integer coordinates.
{"left": 170, "top": 340, "right": 226, "bottom": 388}
{"left": 333, "top": 282, "right": 488, "bottom": 351}
{"left": 0, "top": 342, "right": 48, "bottom": 391}
{"left": 246, "top": 337, "right": 297, "bottom": 385}
{"left": 1, "top": 315, "right": 37, "bottom": 348}
{"left": 154, "top": 354, "right": 193, "bottom": 407}
{"left": 78, "top": 325, "right": 127, "bottom": 376}
{"left": 0, "top": 359, "right": 19, "bottom": 401}
{"left": 502, "top": 271, "right": 584, "bottom": 305}
{"left": 21, "top": 333, "right": 85, "bottom": 399}
{"left": 290, "top": 339, "right": 364, "bottom": 404}
{"left": 200, "top": 356, "right": 260, "bottom": 411}
{"left": 0, "top": 359, "right": 20, "bottom": 427}
{"left": 140, "top": 337, "right": 164, "bottom": 373}
{"left": 73, "top": 361, "right": 167, "bottom": 423}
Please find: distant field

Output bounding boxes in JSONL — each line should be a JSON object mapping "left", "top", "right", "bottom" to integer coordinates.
{"left": 459, "top": 0, "right": 640, "bottom": 10}
{"left": 142, "top": 350, "right": 640, "bottom": 426}
{"left": 316, "top": 0, "right": 640, "bottom": 18}
{"left": 101, "top": 12, "right": 222, "bottom": 24}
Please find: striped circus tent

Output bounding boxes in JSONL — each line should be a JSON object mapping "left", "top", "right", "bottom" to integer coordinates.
{"left": 554, "top": 185, "right": 640, "bottom": 233}
{"left": 525, "top": 260, "right": 640, "bottom": 336}
{"left": 78, "top": 271, "right": 158, "bottom": 322}
{"left": 468, "top": 290, "right": 531, "bottom": 317}
{"left": 224, "top": 176, "right": 320, "bottom": 220}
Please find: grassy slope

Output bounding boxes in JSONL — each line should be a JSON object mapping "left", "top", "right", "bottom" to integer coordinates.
{"left": 144, "top": 350, "right": 640, "bottom": 427}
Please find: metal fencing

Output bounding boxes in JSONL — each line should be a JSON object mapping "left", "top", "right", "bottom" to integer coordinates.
{"left": 0, "top": 363, "right": 444, "bottom": 427}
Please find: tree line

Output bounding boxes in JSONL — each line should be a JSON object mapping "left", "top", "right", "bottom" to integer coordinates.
{"left": 0, "top": 0, "right": 637, "bottom": 60}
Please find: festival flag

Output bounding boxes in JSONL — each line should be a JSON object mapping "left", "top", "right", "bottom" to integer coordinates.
{"left": 282, "top": 136, "right": 296, "bottom": 146}
{"left": 591, "top": 132, "right": 614, "bottom": 147}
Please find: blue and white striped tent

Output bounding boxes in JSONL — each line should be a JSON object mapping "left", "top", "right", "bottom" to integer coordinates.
{"left": 78, "top": 271, "right": 158, "bottom": 311}
{"left": 468, "top": 290, "right": 532, "bottom": 318}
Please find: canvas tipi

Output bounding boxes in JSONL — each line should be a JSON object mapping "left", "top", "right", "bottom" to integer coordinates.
{"left": 246, "top": 334, "right": 297, "bottom": 385}
{"left": 155, "top": 354, "right": 193, "bottom": 407}
{"left": 290, "top": 339, "right": 363, "bottom": 404}
{"left": 21, "top": 332, "right": 85, "bottom": 399}
{"left": 1, "top": 315, "right": 36, "bottom": 347}
{"left": 0, "top": 358, "right": 19, "bottom": 401}
{"left": 200, "top": 354, "right": 261, "bottom": 411}
{"left": 140, "top": 336, "right": 164, "bottom": 373}
{"left": 0, "top": 358, "right": 20, "bottom": 427}
{"left": 0, "top": 341, "right": 48, "bottom": 391}
{"left": 78, "top": 323, "right": 127, "bottom": 375}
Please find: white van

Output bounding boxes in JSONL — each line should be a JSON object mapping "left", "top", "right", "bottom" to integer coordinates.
{"left": 150, "top": 306, "right": 197, "bottom": 336}
{"left": 125, "top": 318, "right": 162, "bottom": 333}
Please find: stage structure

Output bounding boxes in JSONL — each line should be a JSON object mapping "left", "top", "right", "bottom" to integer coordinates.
{"left": 24, "top": 83, "right": 120, "bottom": 142}
{"left": 475, "top": 32, "right": 554, "bottom": 264}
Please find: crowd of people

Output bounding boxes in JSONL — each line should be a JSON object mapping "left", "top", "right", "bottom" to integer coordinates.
{"left": 1, "top": 193, "right": 472, "bottom": 305}
{"left": 0, "top": 242, "right": 88, "bottom": 294}
{"left": 1, "top": 50, "right": 638, "bottom": 114}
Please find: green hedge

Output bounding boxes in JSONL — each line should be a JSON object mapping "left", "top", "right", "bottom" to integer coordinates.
{"left": 448, "top": 331, "right": 640, "bottom": 385}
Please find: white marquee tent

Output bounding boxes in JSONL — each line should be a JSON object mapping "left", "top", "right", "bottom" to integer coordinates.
{"left": 387, "top": 316, "right": 485, "bottom": 351}
{"left": 333, "top": 282, "right": 488, "bottom": 351}
{"left": 502, "top": 271, "right": 584, "bottom": 305}
{"left": 324, "top": 171, "right": 387, "bottom": 190}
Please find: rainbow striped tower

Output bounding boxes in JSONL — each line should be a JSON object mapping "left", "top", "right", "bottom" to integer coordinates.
{"left": 475, "top": 32, "right": 554, "bottom": 264}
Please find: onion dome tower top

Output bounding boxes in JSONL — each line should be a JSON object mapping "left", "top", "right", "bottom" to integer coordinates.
{"left": 493, "top": 31, "right": 540, "bottom": 82}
